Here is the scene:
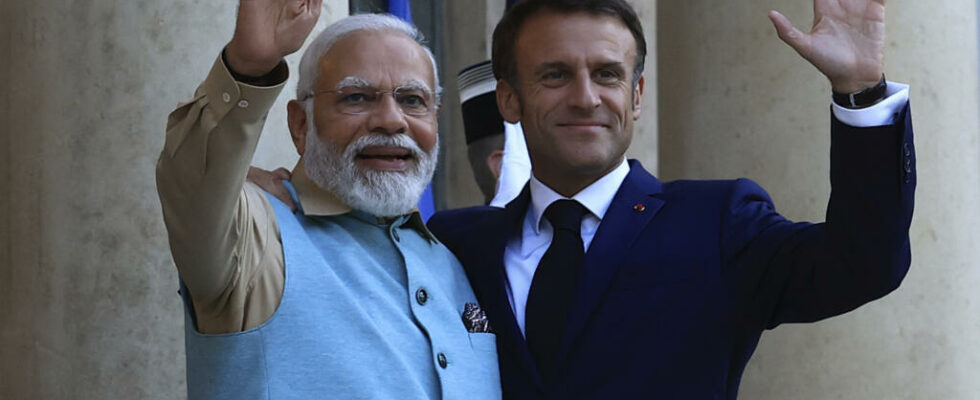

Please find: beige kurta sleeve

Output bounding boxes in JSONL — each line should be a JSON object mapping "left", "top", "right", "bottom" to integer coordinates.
{"left": 156, "top": 53, "right": 289, "bottom": 333}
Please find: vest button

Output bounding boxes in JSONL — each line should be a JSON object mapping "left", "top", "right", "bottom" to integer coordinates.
{"left": 437, "top": 353, "right": 448, "bottom": 369}
{"left": 415, "top": 288, "right": 428, "bottom": 305}
{"left": 392, "top": 229, "right": 401, "bottom": 242}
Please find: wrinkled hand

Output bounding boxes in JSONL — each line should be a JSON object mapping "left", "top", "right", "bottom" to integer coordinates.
{"left": 770, "top": 0, "right": 885, "bottom": 93}
{"left": 248, "top": 166, "right": 296, "bottom": 211}
{"left": 226, "top": 0, "right": 323, "bottom": 77}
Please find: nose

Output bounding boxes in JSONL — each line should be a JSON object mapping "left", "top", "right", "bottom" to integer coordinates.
{"left": 367, "top": 93, "right": 409, "bottom": 135}
{"left": 568, "top": 73, "right": 601, "bottom": 111}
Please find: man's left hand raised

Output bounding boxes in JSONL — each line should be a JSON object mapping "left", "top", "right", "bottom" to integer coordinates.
{"left": 769, "top": 0, "right": 886, "bottom": 93}
{"left": 226, "top": 0, "right": 323, "bottom": 77}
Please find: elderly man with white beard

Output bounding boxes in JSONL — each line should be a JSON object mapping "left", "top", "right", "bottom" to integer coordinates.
{"left": 154, "top": 0, "right": 501, "bottom": 398}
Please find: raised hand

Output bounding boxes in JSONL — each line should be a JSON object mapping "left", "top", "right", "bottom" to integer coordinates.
{"left": 769, "top": 0, "right": 885, "bottom": 93}
{"left": 226, "top": 0, "right": 323, "bottom": 77}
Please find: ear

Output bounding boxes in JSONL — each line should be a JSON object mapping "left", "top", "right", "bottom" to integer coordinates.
{"left": 496, "top": 79, "right": 522, "bottom": 124}
{"left": 486, "top": 149, "right": 504, "bottom": 181}
{"left": 287, "top": 100, "right": 309, "bottom": 156}
{"left": 631, "top": 76, "right": 644, "bottom": 120}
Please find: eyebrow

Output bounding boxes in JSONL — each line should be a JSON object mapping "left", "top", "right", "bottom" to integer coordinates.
{"left": 593, "top": 61, "right": 626, "bottom": 72}
{"left": 534, "top": 62, "right": 572, "bottom": 75}
{"left": 397, "top": 79, "right": 433, "bottom": 93}
{"left": 335, "top": 76, "right": 371, "bottom": 90}
{"left": 533, "top": 60, "right": 627, "bottom": 75}
{"left": 334, "top": 77, "right": 432, "bottom": 93}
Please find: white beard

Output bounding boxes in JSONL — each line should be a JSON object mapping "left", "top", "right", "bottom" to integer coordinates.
{"left": 303, "top": 123, "right": 438, "bottom": 218}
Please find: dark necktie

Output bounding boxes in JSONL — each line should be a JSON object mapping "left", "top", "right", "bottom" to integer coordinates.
{"left": 525, "top": 199, "right": 587, "bottom": 380}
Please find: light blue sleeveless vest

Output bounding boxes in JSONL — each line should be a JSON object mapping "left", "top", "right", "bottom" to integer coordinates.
{"left": 181, "top": 183, "right": 501, "bottom": 399}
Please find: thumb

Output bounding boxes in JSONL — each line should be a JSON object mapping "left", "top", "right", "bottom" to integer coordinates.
{"left": 769, "top": 10, "right": 810, "bottom": 58}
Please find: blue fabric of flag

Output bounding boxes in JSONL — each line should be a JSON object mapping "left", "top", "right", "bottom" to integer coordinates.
{"left": 387, "top": 0, "right": 435, "bottom": 220}
{"left": 388, "top": 0, "right": 413, "bottom": 23}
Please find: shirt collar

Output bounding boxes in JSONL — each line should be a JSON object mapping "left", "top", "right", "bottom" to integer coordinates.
{"left": 291, "top": 160, "right": 352, "bottom": 216}
{"left": 290, "top": 158, "right": 437, "bottom": 242}
{"left": 528, "top": 158, "right": 630, "bottom": 234}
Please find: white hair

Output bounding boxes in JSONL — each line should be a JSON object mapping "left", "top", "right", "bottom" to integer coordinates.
{"left": 296, "top": 13, "right": 442, "bottom": 103}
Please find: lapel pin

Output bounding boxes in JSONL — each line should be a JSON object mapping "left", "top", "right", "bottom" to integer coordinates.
{"left": 633, "top": 203, "right": 646, "bottom": 212}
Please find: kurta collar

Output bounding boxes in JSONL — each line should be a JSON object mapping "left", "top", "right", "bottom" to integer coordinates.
{"left": 291, "top": 160, "right": 352, "bottom": 216}
{"left": 290, "top": 158, "right": 437, "bottom": 242}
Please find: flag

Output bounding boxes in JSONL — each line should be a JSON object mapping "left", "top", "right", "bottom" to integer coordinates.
{"left": 387, "top": 0, "right": 435, "bottom": 220}
{"left": 388, "top": 0, "right": 413, "bottom": 22}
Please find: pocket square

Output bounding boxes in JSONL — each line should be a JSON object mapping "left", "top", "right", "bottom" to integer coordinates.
{"left": 462, "top": 302, "right": 494, "bottom": 333}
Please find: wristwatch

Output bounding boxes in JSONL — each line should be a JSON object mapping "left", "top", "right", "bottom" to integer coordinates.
{"left": 832, "top": 74, "right": 887, "bottom": 109}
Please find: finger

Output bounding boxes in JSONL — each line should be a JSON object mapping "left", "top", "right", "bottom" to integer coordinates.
{"left": 768, "top": 10, "right": 810, "bottom": 57}
{"left": 274, "top": 192, "right": 297, "bottom": 212}
{"left": 267, "top": 178, "right": 298, "bottom": 211}
{"left": 273, "top": 167, "right": 292, "bottom": 180}
{"left": 247, "top": 166, "right": 263, "bottom": 182}
{"left": 275, "top": 191, "right": 298, "bottom": 212}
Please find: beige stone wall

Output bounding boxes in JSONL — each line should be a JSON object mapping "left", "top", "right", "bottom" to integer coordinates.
{"left": 0, "top": 1, "right": 346, "bottom": 398}
{"left": 440, "top": 0, "right": 506, "bottom": 208}
{"left": 3, "top": 0, "right": 978, "bottom": 398}
{"left": 625, "top": 0, "right": 659, "bottom": 176}
{"left": 658, "top": 0, "right": 980, "bottom": 398}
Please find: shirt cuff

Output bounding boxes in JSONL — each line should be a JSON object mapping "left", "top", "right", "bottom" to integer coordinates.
{"left": 202, "top": 53, "right": 288, "bottom": 122}
{"left": 831, "top": 81, "right": 910, "bottom": 127}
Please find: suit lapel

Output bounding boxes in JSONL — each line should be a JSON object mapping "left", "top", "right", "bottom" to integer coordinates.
{"left": 466, "top": 187, "right": 546, "bottom": 390}
{"left": 560, "top": 161, "right": 665, "bottom": 357}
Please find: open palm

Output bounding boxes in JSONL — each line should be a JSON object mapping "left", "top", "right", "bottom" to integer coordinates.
{"left": 227, "top": 0, "right": 323, "bottom": 77}
{"left": 770, "top": 0, "right": 886, "bottom": 93}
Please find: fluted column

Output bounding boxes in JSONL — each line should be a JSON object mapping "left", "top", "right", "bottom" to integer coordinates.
{"left": 0, "top": 1, "right": 347, "bottom": 398}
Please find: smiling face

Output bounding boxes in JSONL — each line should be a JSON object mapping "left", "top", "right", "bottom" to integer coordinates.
{"left": 286, "top": 29, "right": 440, "bottom": 216}
{"left": 309, "top": 29, "right": 438, "bottom": 170}
{"left": 497, "top": 11, "right": 643, "bottom": 196}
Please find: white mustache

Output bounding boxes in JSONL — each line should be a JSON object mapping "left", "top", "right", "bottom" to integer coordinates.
{"left": 345, "top": 134, "right": 424, "bottom": 160}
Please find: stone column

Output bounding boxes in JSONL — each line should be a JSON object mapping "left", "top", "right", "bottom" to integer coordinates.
{"left": 0, "top": 1, "right": 346, "bottom": 399}
{"left": 441, "top": 0, "right": 508, "bottom": 208}
{"left": 625, "top": 1, "right": 659, "bottom": 176}
{"left": 657, "top": 0, "right": 980, "bottom": 398}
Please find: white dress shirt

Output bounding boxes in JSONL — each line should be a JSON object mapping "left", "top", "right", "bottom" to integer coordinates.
{"left": 501, "top": 83, "right": 911, "bottom": 334}
{"left": 503, "top": 160, "right": 631, "bottom": 334}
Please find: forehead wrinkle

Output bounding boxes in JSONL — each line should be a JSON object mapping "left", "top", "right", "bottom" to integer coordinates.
{"left": 516, "top": 14, "right": 635, "bottom": 62}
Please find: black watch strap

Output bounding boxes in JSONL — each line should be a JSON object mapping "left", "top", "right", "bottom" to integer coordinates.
{"left": 832, "top": 74, "right": 887, "bottom": 109}
{"left": 221, "top": 49, "right": 288, "bottom": 87}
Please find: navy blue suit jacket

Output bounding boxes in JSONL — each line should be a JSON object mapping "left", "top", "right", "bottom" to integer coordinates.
{"left": 428, "top": 105, "right": 915, "bottom": 399}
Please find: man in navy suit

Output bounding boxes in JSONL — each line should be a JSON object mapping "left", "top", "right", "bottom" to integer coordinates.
{"left": 428, "top": 0, "right": 914, "bottom": 398}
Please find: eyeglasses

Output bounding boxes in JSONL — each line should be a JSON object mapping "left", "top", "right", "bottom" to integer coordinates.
{"left": 304, "top": 86, "right": 436, "bottom": 116}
